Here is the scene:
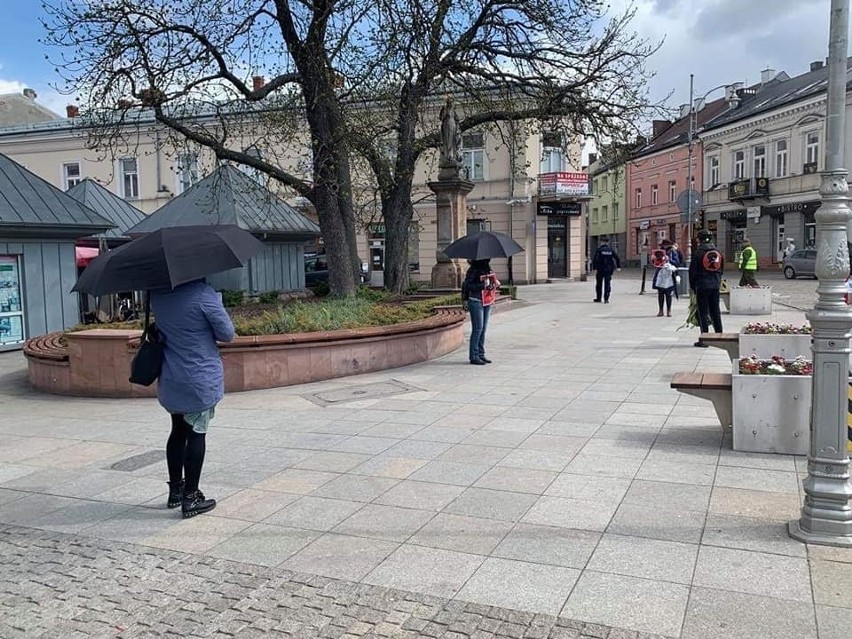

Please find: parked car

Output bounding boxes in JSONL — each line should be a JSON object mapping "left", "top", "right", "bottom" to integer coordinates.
{"left": 782, "top": 249, "right": 817, "bottom": 279}
{"left": 304, "top": 253, "right": 370, "bottom": 288}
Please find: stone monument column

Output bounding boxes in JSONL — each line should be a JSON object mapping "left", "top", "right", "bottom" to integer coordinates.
{"left": 430, "top": 97, "right": 474, "bottom": 289}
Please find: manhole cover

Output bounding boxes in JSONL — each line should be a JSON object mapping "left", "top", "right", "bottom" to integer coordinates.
{"left": 109, "top": 449, "right": 165, "bottom": 472}
{"left": 305, "top": 379, "right": 423, "bottom": 406}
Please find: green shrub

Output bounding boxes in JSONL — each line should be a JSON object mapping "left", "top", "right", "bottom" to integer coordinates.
{"left": 221, "top": 290, "right": 244, "bottom": 307}
{"left": 499, "top": 285, "right": 518, "bottom": 299}
{"left": 404, "top": 280, "right": 427, "bottom": 295}
{"left": 258, "top": 291, "right": 280, "bottom": 304}
{"left": 356, "top": 285, "right": 394, "bottom": 302}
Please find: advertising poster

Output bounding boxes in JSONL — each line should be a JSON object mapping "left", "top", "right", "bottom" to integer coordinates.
{"left": 0, "top": 255, "right": 25, "bottom": 346}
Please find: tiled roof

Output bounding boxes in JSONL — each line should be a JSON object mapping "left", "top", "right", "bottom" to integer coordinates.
{"left": 633, "top": 97, "right": 731, "bottom": 158}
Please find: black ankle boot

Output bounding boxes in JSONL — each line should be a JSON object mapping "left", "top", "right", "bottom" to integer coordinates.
{"left": 182, "top": 490, "right": 216, "bottom": 519}
{"left": 167, "top": 480, "right": 184, "bottom": 509}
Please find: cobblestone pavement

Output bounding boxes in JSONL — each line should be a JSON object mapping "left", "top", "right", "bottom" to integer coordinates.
{"left": 0, "top": 524, "right": 654, "bottom": 639}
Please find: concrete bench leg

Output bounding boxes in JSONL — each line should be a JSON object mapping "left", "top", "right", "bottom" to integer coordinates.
{"left": 677, "top": 389, "right": 732, "bottom": 431}
{"left": 705, "top": 342, "right": 739, "bottom": 360}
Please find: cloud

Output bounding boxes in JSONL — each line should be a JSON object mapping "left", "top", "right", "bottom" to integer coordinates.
{"left": 0, "top": 76, "right": 68, "bottom": 116}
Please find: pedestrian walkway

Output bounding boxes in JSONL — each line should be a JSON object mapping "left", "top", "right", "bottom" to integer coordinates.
{"left": 0, "top": 279, "right": 850, "bottom": 638}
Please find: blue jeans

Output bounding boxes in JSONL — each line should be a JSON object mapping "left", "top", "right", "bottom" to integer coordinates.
{"left": 468, "top": 298, "right": 491, "bottom": 361}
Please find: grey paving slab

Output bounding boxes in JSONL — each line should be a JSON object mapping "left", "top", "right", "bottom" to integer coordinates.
{"left": 811, "top": 559, "right": 852, "bottom": 608}
{"left": 409, "top": 512, "right": 513, "bottom": 555}
{"left": 682, "top": 587, "right": 818, "bottom": 639}
{"left": 816, "top": 605, "right": 852, "bottom": 639}
{"left": 0, "top": 463, "right": 39, "bottom": 484}
{"left": 636, "top": 459, "right": 717, "bottom": 486}
{"left": 714, "top": 465, "right": 801, "bottom": 494}
{"left": 0, "top": 488, "right": 26, "bottom": 507}
{"left": 694, "top": 546, "right": 813, "bottom": 603}
{"left": 212, "top": 488, "right": 300, "bottom": 522}
{"left": 524, "top": 495, "right": 618, "bottom": 532}
{"left": 364, "top": 544, "right": 483, "bottom": 599}
{"left": 380, "top": 438, "right": 453, "bottom": 459}
{"left": 493, "top": 522, "right": 600, "bottom": 569}
{"left": 460, "top": 428, "right": 531, "bottom": 448}
{"left": 408, "top": 460, "right": 491, "bottom": 486}
{"left": 263, "top": 496, "right": 365, "bottom": 531}
{"left": 519, "top": 434, "right": 588, "bottom": 454}
{"left": 456, "top": 557, "right": 580, "bottom": 616}
{"left": 562, "top": 570, "right": 690, "bottom": 637}
{"left": 27, "top": 499, "right": 131, "bottom": 535}
{"left": 330, "top": 435, "right": 400, "bottom": 454}
{"left": 141, "top": 514, "right": 252, "bottom": 553}
{"left": 410, "top": 425, "right": 478, "bottom": 443}
{"left": 253, "top": 468, "right": 340, "bottom": 494}
{"left": 332, "top": 503, "right": 433, "bottom": 543}
{"left": 308, "top": 473, "right": 398, "bottom": 502}
{"left": 291, "top": 451, "right": 372, "bottom": 472}
{"left": 563, "top": 454, "right": 643, "bottom": 479}
{"left": 593, "top": 424, "right": 660, "bottom": 442}
{"left": 809, "top": 544, "right": 852, "bottom": 564}
{"left": 438, "top": 444, "right": 510, "bottom": 465}
{"left": 0, "top": 493, "right": 78, "bottom": 526}
{"left": 702, "top": 513, "right": 807, "bottom": 557}
{"left": 545, "top": 473, "right": 631, "bottom": 503}
{"left": 585, "top": 533, "right": 698, "bottom": 584}
{"left": 90, "top": 506, "right": 183, "bottom": 544}
{"left": 623, "top": 480, "right": 711, "bottom": 512}
{"left": 445, "top": 487, "right": 538, "bottom": 522}
{"left": 536, "top": 421, "right": 601, "bottom": 437}
{"left": 496, "top": 448, "right": 576, "bottom": 472}
{"left": 349, "top": 455, "right": 427, "bottom": 479}
{"left": 374, "top": 480, "right": 465, "bottom": 511}
{"left": 207, "top": 522, "right": 318, "bottom": 566}
{"left": 474, "top": 466, "right": 557, "bottom": 494}
{"left": 709, "top": 486, "right": 802, "bottom": 521}
{"left": 608, "top": 503, "right": 706, "bottom": 544}
{"left": 282, "top": 532, "right": 398, "bottom": 581}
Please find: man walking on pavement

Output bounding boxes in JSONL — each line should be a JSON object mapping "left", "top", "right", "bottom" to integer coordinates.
{"left": 738, "top": 238, "right": 759, "bottom": 287}
{"left": 689, "top": 229, "right": 724, "bottom": 347}
{"left": 592, "top": 236, "right": 621, "bottom": 303}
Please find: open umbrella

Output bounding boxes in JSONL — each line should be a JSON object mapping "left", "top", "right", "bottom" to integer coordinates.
{"left": 72, "top": 225, "right": 264, "bottom": 296}
{"left": 444, "top": 230, "right": 524, "bottom": 260}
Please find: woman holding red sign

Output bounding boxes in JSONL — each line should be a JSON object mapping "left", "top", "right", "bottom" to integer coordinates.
{"left": 461, "top": 259, "right": 501, "bottom": 365}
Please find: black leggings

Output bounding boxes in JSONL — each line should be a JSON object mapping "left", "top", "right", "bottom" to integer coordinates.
{"left": 166, "top": 414, "right": 206, "bottom": 493}
{"left": 657, "top": 288, "right": 673, "bottom": 313}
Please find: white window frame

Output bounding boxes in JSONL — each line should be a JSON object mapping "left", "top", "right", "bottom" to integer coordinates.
{"left": 668, "top": 180, "right": 676, "bottom": 202}
{"left": 602, "top": 204, "right": 608, "bottom": 222}
{"left": 775, "top": 139, "right": 788, "bottom": 178}
{"left": 733, "top": 150, "right": 745, "bottom": 180}
{"left": 119, "top": 157, "right": 139, "bottom": 199}
{"left": 635, "top": 188, "right": 642, "bottom": 209}
{"left": 462, "top": 132, "right": 485, "bottom": 181}
{"left": 62, "top": 162, "right": 82, "bottom": 190}
{"left": 753, "top": 145, "right": 766, "bottom": 178}
{"left": 708, "top": 155, "right": 720, "bottom": 187}
{"left": 651, "top": 184, "right": 658, "bottom": 205}
{"left": 539, "top": 131, "right": 565, "bottom": 173}
{"left": 805, "top": 131, "right": 820, "bottom": 167}
{"left": 176, "top": 152, "right": 199, "bottom": 194}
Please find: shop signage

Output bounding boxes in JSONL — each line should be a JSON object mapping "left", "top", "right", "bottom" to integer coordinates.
{"left": 762, "top": 200, "right": 821, "bottom": 218}
{"left": 539, "top": 172, "right": 590, "bottom": 196}
{"left": 721, "top": 209, "right": 747, "bottom": 222}
{"left": 655, "top": 219, "right": 667, "bottom": 226}
{"left": 639, "top": 220, "right": 651, "bottom": 230}
{"left": 537, "top": 202, "right": 582, "bottom": 216}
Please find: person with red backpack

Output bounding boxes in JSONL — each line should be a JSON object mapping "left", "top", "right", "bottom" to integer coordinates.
{"left": 688, "top": 229, "right": 724, "bottom": 347}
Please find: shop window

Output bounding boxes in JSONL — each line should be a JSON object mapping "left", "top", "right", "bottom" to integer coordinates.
{"left": 63, "top": 162, "right": 82, "bottom": 190}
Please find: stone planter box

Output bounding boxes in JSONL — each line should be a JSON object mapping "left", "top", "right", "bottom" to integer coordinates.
{"left": 730, "top": 286, "right": 772, "bottom": 315}
{"left": 731, "top": 360, "right": 809, "bottom": 455}
{"left": 738, "top": 333, "right": 812, "bottom": 359}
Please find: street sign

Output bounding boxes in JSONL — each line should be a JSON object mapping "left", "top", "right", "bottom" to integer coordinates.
{"left": 676, "top": 189, "right": 703, "bottom": 214}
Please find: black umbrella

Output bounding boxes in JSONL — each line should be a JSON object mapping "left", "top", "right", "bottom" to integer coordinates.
{"left": 72, "top": 225, "right": 264, "bottom": 295}
{"left": 443, "top": 230, "right": 524, "bottom": 260}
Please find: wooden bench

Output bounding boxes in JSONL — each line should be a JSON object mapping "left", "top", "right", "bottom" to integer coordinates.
{"left": 699, "top": 333, "right": 739, "bottom": 359}
{"left": 23, "top": 332, "right": 69, "bottom": 362}
{"left": 670, "top": 372, "right": 732, "bottom": 431}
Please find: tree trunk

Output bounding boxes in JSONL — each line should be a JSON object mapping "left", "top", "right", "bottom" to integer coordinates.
{"left": 382, "top": 187, "right": 415, "bottom": 294}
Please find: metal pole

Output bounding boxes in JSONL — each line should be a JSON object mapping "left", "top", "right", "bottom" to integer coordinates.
{"left": 789, "top": 0, "right": 852, "bottom": 547}
{"left": 687, "top": 73, "right": 694, "bottom": 260}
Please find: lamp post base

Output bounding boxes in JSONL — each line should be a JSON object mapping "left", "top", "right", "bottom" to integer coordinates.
{"left": 788, "top": 519, "right": 852, "bottom": 547}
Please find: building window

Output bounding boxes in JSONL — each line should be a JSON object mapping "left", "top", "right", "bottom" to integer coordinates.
{"left": 63, "top": 162, "right": 82, "bottom": 190}
{"left": 753, "top": 145, "right": 766, "bottom": 178}
{"left": 775, "top": 140, "right": 788, "bottom": 177}
{"left": 733, "top": 150, "right": 745, "bottom": 179}
{"left": 601, "top": 175, "right": 608, "bottom": 193}
{"left": 708, "top": 156, "right": 720, "bottom": 187}
{"left": 613, "top": 202, "right": 619, "bottom": 221}
{"left": 539, "top": 131, "right": 565, "bottom": 173}
{"left": 119, "top": 158, "right": 139, "bottom": 199}
{"left": 602, "top": 205, "right": 608, "bottom": 222}
{"left": 592, "top": 178, "right": 599, "bottom": 195}
{"left": 592, "top": 207, "right": 599, "bottom": 223}
{"left": 806, "top": 132, "right": 820, "bottom": 167}
{"left": 651, "top": 184, "right": 658, "bottom": 205}
{"left": 462, "top": 133, "right": 485, "bottom": 181}
{"left": 242, "top": 145, "right": 266, "bottom": 184}
{"left": 635, "top": 188, "right": 642, "bottom": 209}
{"left": 177, "top": 152, "right": 199, "bottom": 193}
{"left": 668, "top": 180, "right": 676, "bottom": 202}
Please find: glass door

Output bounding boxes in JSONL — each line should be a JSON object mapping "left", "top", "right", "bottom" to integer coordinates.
{"left": 0, "top": 255, "right": 25, "bottom": 349}
{"left": 547, "top": 217, "right": 568, "bottom": 278}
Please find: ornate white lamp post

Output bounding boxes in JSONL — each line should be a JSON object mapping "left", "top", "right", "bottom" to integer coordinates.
{"left": 789, "top": 0, "right": 852, "bottom": 546}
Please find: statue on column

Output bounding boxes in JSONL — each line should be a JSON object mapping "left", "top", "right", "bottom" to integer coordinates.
{"left": 439, "top": 97, "right": 462, "bottom": 169}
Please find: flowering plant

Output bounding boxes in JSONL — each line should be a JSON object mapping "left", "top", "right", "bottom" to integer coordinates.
{"left": 742, "top": 322, "right": 812, "bottom": 335}
{"left": 738, "top": 354, "right": 813, "bottom": 376}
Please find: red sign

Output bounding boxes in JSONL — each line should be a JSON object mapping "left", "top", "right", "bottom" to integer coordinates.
{"left": 539, "top": 172, "right": 589, "bottom": 196}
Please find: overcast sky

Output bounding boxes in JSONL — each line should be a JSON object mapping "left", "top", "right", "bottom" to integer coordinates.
{"left": 0, "top": 0, "right": 843, "bottom": 120}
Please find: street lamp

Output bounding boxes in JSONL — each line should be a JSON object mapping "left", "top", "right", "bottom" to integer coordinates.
{"left": 789, "top": 0, "right": 852, "bottom": 547}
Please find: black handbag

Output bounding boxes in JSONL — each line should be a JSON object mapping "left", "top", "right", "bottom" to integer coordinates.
{"left": 129, "top": 292, "right": 165, "bottom": 386}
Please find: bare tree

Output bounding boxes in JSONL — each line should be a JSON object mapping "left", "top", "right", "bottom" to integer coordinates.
{"left": 43, "top": 0, "right": 658, "bottom": 295}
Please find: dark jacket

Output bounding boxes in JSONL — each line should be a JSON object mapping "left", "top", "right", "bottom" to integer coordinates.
{"left": 462, "top": 261, "right": 495, "bottom": 300}
{"left": 592, "top": 244, "right": 621, "bottom": 274}
{"left": 689, "top": 241, "right": 724, "bottom": 291}
{"left": 667, "top": 248, "right": 684, "bottom": 267}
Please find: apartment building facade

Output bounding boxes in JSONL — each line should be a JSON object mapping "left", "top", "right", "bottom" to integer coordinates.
{"left": 0, "top": 106, "right": 590, "bottom": 287}
{"left": 587, "top": 155, "right": 627, "bottom": 258}
{"left": 700, "top": 62, "right": 837, "bottom": 266}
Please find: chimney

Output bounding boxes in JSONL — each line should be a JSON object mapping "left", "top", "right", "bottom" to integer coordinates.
{"left": 652, "top": 119, "right": 671, "bottom": 137}
{"left": 252, "top": 75, "right": 265, "bottom": 91}
{"left": 761, "top": 68, "right": 776, "bottom": 84}
{"left": 810, "top": 60, "right": 824, "bottom": 72}
{"left": 588, "top": 153, "right": 598, "bottom": 165}
{"left": 22, "top": 88, "right": 37, "bottom": 100}
{"left": 65, "top": 105, "right": 79, "bottom": 118}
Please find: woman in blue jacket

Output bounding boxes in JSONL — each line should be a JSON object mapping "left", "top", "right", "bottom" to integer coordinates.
{"left": 152, "top": 279, "right": 235, "bottom": 518}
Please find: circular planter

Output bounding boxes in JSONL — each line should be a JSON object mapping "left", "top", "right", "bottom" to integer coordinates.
{"left": 24, "top": 307, "right": 466, "bottom": 397}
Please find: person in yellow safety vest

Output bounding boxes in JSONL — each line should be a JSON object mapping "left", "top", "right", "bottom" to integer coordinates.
{"left": 739, "top": 239, "right": 759, "bottom": 287}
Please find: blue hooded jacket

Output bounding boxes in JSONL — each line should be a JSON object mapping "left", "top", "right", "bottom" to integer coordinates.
{"left": 151, "top": 280, "right": 235, "bottom": 414}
